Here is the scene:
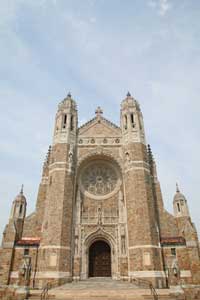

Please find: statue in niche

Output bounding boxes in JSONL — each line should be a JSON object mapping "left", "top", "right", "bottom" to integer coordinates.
{"left": 125, "top": 152, "right": 131, "bottom": 168}
{"left": 76, "top": 188, "right": 83, "bottom": 224}
{"left": 74, "top": 227, "right": 79, "bottom": 255}
{"left": 75, "top": 235, "right": 79, "bottom": 255}
{"left": 121, "top": 226, "right": 126, "bottom": 255}
{"left": 98, "top": 206, "right": 102, "bottom": 225}
{"left": 118, "top": 190, "right": 125, "bottom": 222}
{"left": 68, "top": 145, "right": 74, "bottom": 173}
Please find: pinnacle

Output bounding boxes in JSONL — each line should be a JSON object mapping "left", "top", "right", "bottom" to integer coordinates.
{"left": 20, "top": 184, "right": 24, "bottom": 195}
{"left": 147, "top": 144, "right": 152, "bottom": 156}
{"left": 127, "top": 91, "right": 131, "bottom": 97}
{"left": 176, "top": 182, "right": 180, "bottom": 193}
{"left": 67, "top": 92, "right": 71, "bottom": 98}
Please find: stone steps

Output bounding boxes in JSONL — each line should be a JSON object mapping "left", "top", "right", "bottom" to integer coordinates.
{"left": 28, "top": 278, "right": 185, "bottom": 300}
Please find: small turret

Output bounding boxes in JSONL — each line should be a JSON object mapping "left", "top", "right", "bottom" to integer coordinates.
{"left": 10, "top": 185, "right": 27, "bottom": 221}
{"left": 173, "top": 184, "right": 190, "bottom": 218}
{"left": 120, "top": 92, "right": 146, "bottom": 144}
{"left": 53, "top": 93, "right": 78, "bottom": 145}
{"left": 9, "top": 186, "right": 27, "bottom": 240}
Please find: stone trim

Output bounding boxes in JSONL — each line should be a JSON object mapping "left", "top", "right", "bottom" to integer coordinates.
{"left": 49, "top": 168, "right": 67, "bottom": 174}
{"left": 40, "top": 246, "right": 71, "bottom": 250}
{"left": 35, "top": 272, "right": 71, "bottom": 278}
{"left": 129, "top": 245, "right": 160, "bottom": 249}
{"left": 129, "top": 271, "right": 166, "bottom": 278}
{"left": 186, "top": 241, "right": 197, "bottom": 247}
{"left": 50, "top": 162, "right": 67, "bottom": 167}
{"left": 162, "top": 245, "right": 186, "bottom": 249}
{"left": 180, "top": 270, "right": 192, "bottom": 277}
{"left": 10, "top": 272, "right": 18, "bottom": 278}
{"left": 125, "top": 166, "right": 150, "bottom": 173}
{"left": 10, "top": 271, "right": 71, "bottom": 279}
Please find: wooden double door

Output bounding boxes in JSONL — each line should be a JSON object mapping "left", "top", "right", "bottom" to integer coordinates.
{"left": 89, "top": 240, "right": 111, "bottom": 277}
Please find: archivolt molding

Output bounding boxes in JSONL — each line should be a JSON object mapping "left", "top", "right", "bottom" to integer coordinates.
{"left": 84, "top": 227, "right": 116, "bottom": 251}
{"left": 77, "top": 146, "right": 123, "bottom": 176}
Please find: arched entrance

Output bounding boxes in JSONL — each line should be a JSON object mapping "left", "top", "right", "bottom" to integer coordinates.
{"left": 89, "top": 240, "right": 111, "bottom": 277}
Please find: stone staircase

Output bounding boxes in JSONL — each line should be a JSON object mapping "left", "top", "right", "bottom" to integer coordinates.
{"left": 28, "top": 278, "right": 185, "bottom": 300}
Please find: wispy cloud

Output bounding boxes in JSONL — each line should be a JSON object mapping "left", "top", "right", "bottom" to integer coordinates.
{"left": 0, "top": 0, "right": 199, "bottom": 240}
{"left": 148, "top": 0, "right": 172, "bottom": 16}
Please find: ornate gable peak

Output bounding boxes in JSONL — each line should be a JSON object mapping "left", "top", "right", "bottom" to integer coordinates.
{"left": 78, "top": 115, "right": 120, "bottom": 133}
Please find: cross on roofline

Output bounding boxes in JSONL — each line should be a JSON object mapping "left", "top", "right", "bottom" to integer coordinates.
{"left": 95, "top": 106, "right": 103, "bottom": 116}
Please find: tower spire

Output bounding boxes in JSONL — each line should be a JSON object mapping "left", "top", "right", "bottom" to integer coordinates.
{"left": 20, "top": 184, "right": 24, "bottom": 195}
{"left": 176, "top": 182, "right": 180, "bottom": 193}
{"left": 67, "top": 92, "right": 71, "bottom": 98}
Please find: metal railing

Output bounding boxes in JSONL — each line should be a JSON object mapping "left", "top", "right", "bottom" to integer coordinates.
{"left": 40, "top": 283, "right": 50, "bottom": 300}
{"left": 130, "top": 277, "right": 158, "bottom": 300}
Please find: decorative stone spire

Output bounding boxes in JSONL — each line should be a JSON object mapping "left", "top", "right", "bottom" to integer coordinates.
{"left": 147, "top": 144, "right": 154, "bottom": 175}
{"left": 67, "top": 92, "right": 71, "bottom": 98}
{"left": 127, "top": 91, "right": 131, "bottom": 97}
{"left": 95, "top": 106, "right": 103, "bottom": 117}
{"left": 20, "top": 184, "right": 24, "bottom": 195}
{"left": 176, "top": 182, "right": 180, "bottom": 193}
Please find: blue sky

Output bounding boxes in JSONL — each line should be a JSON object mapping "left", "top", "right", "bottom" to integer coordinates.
{"left": 0, "top": 0, "right": 200, "bottom": 239}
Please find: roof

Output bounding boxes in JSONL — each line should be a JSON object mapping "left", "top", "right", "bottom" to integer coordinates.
{"left": 16, "top": 237, "right": 40, "bottom": 246}
{"left": 161, "top": 236, "right": 186, "bottom": 246}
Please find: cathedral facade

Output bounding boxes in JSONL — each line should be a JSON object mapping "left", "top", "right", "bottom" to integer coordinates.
{"left": 0, "top": 93, "right": 200, "bottom": 289}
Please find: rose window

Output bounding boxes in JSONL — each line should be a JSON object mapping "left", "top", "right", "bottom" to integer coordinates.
{"left": 81, "top": 162, "right": 118, "bottom": 196}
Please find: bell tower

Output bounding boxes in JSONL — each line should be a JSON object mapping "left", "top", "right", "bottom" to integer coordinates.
{"left": 120, "top": 92, "right": 146, "bottom": 144}
{"left": 53, "top": 92, "right": 78, "bottom": 145}
{"left": 121, "top": 93, "right": 165, "bottom": 287}
{"left": 39, "top": 93, "right": 78, "bottom": 285}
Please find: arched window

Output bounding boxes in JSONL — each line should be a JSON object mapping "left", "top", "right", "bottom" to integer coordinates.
{"left": 19, "top": 204, "right": 23, "bottom": 215}
{"left": 131, "top": 113, "right": 134, "bottom": 127}
{"left": 124, "top": 115, "right": 127, "bottom": 130}
{"left": 63, "top": 114, "right": 67, "bottom": 129}
{"left": 71, "top": 116, "right": 74, "bottom": 131}
{"left": 177, "top": 203, "right": 180, "bottom": 212}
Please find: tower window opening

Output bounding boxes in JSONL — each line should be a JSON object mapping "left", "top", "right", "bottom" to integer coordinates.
{"left": 124, "top": 115, "right": 127, "bottom": 130}
{"left": 63, "top": 114, "right": 67, "bottom": 129}
{"left": 177, "top": 203, "right": 180, "bottom": 212}
{"left": 131, "top": 113, "right": 135, "bottom": 127}
{"left": 71, "top": 116, "right": 74, "bottom": 131}
{"left": 19, "top": 204, "right": 23, "bottom": 215}
{"left": 24, "top": 248, "right": 29, "bottom": 256}
{"left": 171, "top": 248, "right": 176, "bottom": 256}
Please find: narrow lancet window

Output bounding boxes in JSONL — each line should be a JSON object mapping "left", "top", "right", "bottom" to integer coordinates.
{"left": 63, "top": 114, "right": 67, "bottom": 129}
{"left": 71, "top": 116, "right": 74, "bottom": 131}
{"left": 19, "top": 204, "right": 23, "bottom": 215}
{"left": 177, "top": 203, "right": 180, "bottom": 212}
{"left": 131, "top": 113, "right": 134, "bottom": 127}
{"left": 124, "top": 115, "right": 127, "bottom": 130}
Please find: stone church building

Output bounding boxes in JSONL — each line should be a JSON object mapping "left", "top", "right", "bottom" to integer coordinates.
{"left": 0, "top": 93, "right": 200, "bottom": 289}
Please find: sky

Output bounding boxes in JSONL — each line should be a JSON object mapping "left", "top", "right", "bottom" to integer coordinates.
{"left": 0, "top": 0, "right": 200, "bottom": 240}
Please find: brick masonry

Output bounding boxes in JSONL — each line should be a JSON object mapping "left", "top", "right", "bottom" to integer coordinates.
{"left": 0, "top": 93, "right": 199, "bottom": 291}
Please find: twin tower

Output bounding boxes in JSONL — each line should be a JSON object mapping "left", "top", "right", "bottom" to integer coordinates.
{"left": 0, "top": 93, "right": 199, "bottom": 288}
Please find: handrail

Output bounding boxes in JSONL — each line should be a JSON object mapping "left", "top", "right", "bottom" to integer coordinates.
{"left": 130, "top": 277, "right": 158, "bottom": 300}
{"left": 40, "top": 283, "right": 50, "bottom": 300}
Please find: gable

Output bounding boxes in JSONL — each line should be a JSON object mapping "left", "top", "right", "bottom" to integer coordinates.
{"left": 78, "top": 117, "right": 121, "bottom": 137}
